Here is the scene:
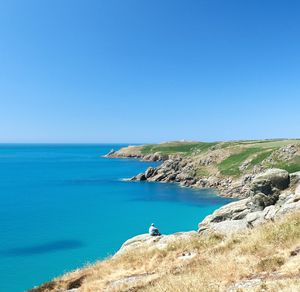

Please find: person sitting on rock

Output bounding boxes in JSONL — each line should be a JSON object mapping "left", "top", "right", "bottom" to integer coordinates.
{"left": 149, "top": 223, "right": 161, "bottom": 236}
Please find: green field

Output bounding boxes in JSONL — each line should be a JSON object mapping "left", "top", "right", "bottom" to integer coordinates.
{"left": 138, "top": 139, "right": 300, "bottom": 177}
{"left": 141, "top": 141, "right": 217, "bottom": 155}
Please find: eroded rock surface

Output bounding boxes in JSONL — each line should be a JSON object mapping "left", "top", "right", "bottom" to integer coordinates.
{"left": 198, "top": 169, "right": 300, "bottom": 235}
{"left": 115, "top": 232, "right": 197, "bottom": 256}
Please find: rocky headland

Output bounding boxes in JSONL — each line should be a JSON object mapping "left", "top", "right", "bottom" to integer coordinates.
{"left": 107, "top": 140, "right": 300, "bottom": 198}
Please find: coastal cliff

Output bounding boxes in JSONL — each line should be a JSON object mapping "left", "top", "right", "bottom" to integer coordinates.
{"left": 107, "top": 140, "right": 300, "bottom": 198}
{"left": 30, "top": 140, "right": 300, "bottom": 292}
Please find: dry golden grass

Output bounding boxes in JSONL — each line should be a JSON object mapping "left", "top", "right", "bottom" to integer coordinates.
{"left": 30, "top": 212, "right": 300, "bottom": 292}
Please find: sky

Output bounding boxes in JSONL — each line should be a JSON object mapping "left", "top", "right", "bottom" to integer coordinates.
{"left": 0, "top": 0, "right": 299, "bottom": 143}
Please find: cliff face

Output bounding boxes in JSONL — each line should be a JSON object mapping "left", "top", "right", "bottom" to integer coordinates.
{"left": 107, "top": 140, "right": 300, "bottom": 198}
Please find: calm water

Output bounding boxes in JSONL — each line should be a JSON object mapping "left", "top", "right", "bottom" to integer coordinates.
{"left": 0, "top": 144, "right": 233, "bottom": 292}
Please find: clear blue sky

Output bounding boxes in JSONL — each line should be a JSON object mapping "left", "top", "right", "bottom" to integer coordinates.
{"left": 1, "top": 0, "right": 299, "bottom": 143}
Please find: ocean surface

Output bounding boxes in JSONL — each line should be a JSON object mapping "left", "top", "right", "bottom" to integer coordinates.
{"left": 0, "top": 144, "right": 233, "bottom": 292}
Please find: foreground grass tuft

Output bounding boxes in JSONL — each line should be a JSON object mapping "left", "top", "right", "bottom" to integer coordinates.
{"left": 257, "top": 256, "right": 285, "bottom": 272}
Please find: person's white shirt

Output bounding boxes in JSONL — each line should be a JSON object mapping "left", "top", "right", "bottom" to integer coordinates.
{"left": 149, "top": 224, "right": 159, "bottom": 236}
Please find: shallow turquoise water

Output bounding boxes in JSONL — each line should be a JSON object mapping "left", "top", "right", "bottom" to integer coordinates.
{"left": 0, "top": 144, "right": 233, "bottom": 292}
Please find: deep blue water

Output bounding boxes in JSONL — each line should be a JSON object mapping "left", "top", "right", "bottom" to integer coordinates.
{"left": 0, "top": 144, "right": 233, "bottom": 292}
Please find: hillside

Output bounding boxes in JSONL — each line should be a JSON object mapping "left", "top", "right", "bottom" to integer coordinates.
{"left": 30, "top": 211, "right": 300, "bottom": 291}
{"left": 107, "top": 139, "right": 300, "bottom": 198}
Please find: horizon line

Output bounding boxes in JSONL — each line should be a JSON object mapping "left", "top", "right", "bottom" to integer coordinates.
{"left": 0, "top": 137, "right": 299, "bottom": 145}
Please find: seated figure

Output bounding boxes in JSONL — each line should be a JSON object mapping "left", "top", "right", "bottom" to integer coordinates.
{"left": 149, "top": 223, "right": 161, "bottom": 236}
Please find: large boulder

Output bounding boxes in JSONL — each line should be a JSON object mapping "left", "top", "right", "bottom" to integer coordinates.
{"left": 251, "top": 178, "right": 272, "bottom": 195}
{"left": 251, "top": 169, "right": 290, "bottom": 191}
{"left": 250, "top": 169, "right": 289, "bottom": 209}
{"left": 199, "top": 219, "right": 248, "bottom": 235}
{"left": 198, "top": 199, "right": 250, "bottom": 233}
{"left": 251, "top": 192, "right": 279, "bottom": 209}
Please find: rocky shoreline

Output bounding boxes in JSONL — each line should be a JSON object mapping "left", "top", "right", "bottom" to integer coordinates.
{"left": 106, "top": 149, "right": 251, "bottom": 198}
{"left": 105, "top": 143, "right": 300, "bottom": 199}
{"left": 105, "top": 146, "right": 300, "bottom": 235}
{"left": 117, "top": 168, "right": 300, "bottom": 243}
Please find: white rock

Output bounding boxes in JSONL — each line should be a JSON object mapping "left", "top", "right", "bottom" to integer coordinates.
{"left": 245, "top": 211, "right": 265, "bottom": 227}
{"left": 290, "top": 171, "right": 300, "bottom": 187}
{"left": 263, "top": 205, "right": 278, "bottom": 220}
{"left": 296, "top": 184, "right": 300, "bottom": 196}
{"left": 276, "top": 201, "right": 300, "bottom": 217}
{"left": 202, "top": 220, "right": 248, "bottom": 235}
{"left": 116, "top": 232, "right": 197, "bottom": 256}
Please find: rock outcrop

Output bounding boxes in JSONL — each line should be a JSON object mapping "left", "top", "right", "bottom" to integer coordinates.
{"left": 103, "top": 149, "right": 116, "bottom": 157}
{"left": 106, "top": 142, "right": 300, "bottom": 198}
{"left": 105, "top": 146, "right": 169, "bottom": 162}
{"left": 251, "top": 168, "right": 290, "bottom": 191}
{"left": 128, "top": 156, "right": 251, "bottom": 198}
{"left": 264, "top": 144, "right": 300, "bottom": 164}
{"left": 117, "top": 170, "right": 300, "bottom": 253}
{"left": 116, "top": 232, "right": 197, "bottom": 257}
{"left": 198, "top": 169, "right": 300, "bottom": 234}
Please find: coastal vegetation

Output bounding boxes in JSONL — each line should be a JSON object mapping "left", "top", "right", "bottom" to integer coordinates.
{"left": 218, "top": 147, "right": 264, "bottom": 176}
{"left": 116, "top": 139, "right": 300, "bottom": 178}
{"left": 140, "top": 141, "right": 218, "bottom": 155}
{"left": 109, "top": 139, "right": 300, "bottom": 198}
{"left": 270, "top": 156, "right": 300, "bottom": 174}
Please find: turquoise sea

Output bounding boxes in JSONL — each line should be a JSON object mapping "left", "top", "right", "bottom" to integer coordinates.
{"left": 0, "top": 144, "right": 233, "bottom": 292}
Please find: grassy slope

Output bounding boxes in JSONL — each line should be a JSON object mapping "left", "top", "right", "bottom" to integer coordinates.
{"left": 218, "top": 147, "right": 264, "bottom": 176}
{"left": 35, "top": 211, "right": 300, "bottom": 291}
{"left": 219, "top": 140, "right": 300, "bottom": 176}
{"left": 141, "top": 139, "right": 300, "bottom": 176}
{"left": 140, "top": 141, "right": 218, "bottom": 155}
{"left": 274, "top": 156, "right": 300, "bottom": 173}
